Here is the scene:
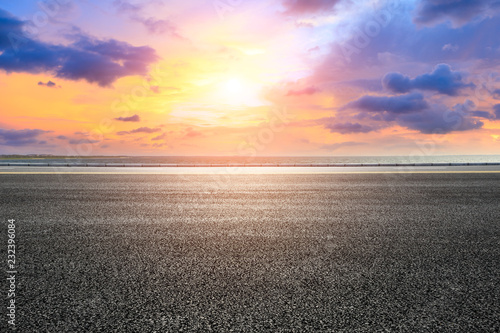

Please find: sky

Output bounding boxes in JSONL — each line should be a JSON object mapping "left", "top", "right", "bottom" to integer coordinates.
{"left": 1, "top": 0, "right": 500, "bottom": 157}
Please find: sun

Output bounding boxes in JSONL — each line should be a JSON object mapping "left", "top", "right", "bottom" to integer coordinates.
{"left": 224, "top": 78, "right": 244, "bottom": 94}
{"left": 215, "top": 76, "right": 267, "bottom": 107}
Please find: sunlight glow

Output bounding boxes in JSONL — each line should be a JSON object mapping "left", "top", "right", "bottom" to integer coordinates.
{"left": 215, "top": 77, "right": 268, "bottom": 107}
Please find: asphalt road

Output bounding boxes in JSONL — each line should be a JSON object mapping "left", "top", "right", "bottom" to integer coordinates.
{"left": 1, "top": 173, "right": 499, "bottom": 332}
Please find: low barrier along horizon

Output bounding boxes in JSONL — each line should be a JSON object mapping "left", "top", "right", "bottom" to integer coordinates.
{"left": 1, "top": 162, "right": 500, "bottom": 167}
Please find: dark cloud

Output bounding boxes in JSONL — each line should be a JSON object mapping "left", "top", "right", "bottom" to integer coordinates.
{"left": 0, "top": 9, "right": 159, "bottom": 87}
{"left": 115, "top": 114, "right": 140, "bottom": 122}
{"left": 56, "top": 135, "right": 68, "bottom": 140}
{"left": 320, "top": 141, "right": 367, "bottom": 151}
{"left": 286, "top": 86, "right": 319, "bottom": 96}
{"left": 117, "top": 127, "right": 161, "bottom": 135}
{"left": 38, "top": 80, "right": 57, "bottom": 87}
{"left": 342, "top": 93, "right": 429, "bottom": 114}
{"left": 325, "top": 122, "right": 374, "bottom": 134}
{"left": 398, "top": 104, "right": 483, "bottom": 134}
{"left": 343, "top": 95, "right": 484, "bottom": 133}
{"left": 382, "top": 64, "right": 474, "bottom": 96}
{"left": 492, "top": 89, "right": 500, "bottom": 100}
{"left": 413, "top": 0, "right": 500, "bottom": 27}
{"left": 282, "top": 0, "right": 342, "bottom": 15}
{"left": 470, "top": 110, "right": 494, "bottom": 119}
{"left": 0, "top": 128, "right": 50, "bottom": 146}
{"left": 494, "top": 104, "right": 500, "bottom": 119}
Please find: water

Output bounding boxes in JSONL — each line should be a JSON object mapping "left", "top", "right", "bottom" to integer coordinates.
{"left": 1, "top": 155, "right": 499, "bottom": 165}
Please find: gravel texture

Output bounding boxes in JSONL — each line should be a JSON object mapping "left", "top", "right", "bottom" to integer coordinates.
{"left": 0, "top": 173, "right": 499, "bottom": 332}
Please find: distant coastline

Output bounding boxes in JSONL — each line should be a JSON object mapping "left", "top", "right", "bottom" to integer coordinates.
{"left": 1, "top": 155, "right": 499, "bottom": 165}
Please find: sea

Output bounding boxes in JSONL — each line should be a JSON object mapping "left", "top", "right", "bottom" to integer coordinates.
{"left": 1, "top": 155, "right": 499, "bottom": 165}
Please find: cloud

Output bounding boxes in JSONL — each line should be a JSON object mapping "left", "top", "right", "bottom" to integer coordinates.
{"left": 38, "top": 80, "right": 57, "bottom": 87}
{"left": 382, "top": 64, "right": 474, "bottom": 96}
{"left": 113, "top": 0, "right": 141, "bottom": 13}
{"left": 152, "top": 132, "right": 166, "bottom": 141}
{"left": 0, "top": 9, "right": 159, "bottom": 87}
{"left": 136, "top": 17, "right": 178, "bottom": 35}
{"left": 0, "top": 128, "right": 50, "bottom": 146}
{"left": 470, "top": 110, "right": 494, "bottom": 119}
{"left": 494, "top": 104, "right": 500, "bottom": 119}
{"left": 117, "top": 127, "right": 161, "bottom": 135}
{"left": 281, "top": 0, "right": 342, "bottom": 15}
{"left": 115, "top": 114, "right": 140, "bottom": 122}
{"left": 320, "top": 141, "right": 367, "bottom": 151}
{"left": 492, "top": 89, "right": 500, "bottom": 100}
{"left": 313, "top": 5, "right": 500, "bottom": 80}
{"left": 398, "top": 104, "right": 483, "bottom": 134}
{"left": 341, "top": 79, "right": 384, "bottom": 92}
{"left": 413, "top": 0, "right": 500, "bottom": 27}
{"left": 442, "top": 43, "right": 459, "bottom": 51}
{"left": 288, "top": 117, "right": 377, "bottom": 134}
{"left": 342, "top": 93, "right": 429, "bottom": 114}
{"left": 286, "top": 86, "right": 319, "bottom": 96}
{"left": 342, "top": 94, "right": 485, "bottom": 133}
{"left": 56, "top": 135, "right": 68, "bottom": 140}
{"left": 324, "top": 122, "right": 375, "bottom": 134}
{"left": 113, "top": 0, "right": 180, "bottom": 36}
{"left": 68, "top": 139, "right": 100, "bottom": 144}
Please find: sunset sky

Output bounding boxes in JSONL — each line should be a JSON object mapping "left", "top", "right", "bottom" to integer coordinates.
{"left": 1, "top": 0, "right": 500, "bottom": 156}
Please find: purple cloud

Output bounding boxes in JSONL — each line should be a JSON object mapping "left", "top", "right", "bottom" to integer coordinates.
{"left": 382, "top": 64, "right": 474, "bottom": 96}
{"left": 0, "top": 10, "right": 159, "bottom": 87}
{"left": 0, "top": 128, "right": 50, "bottom": 146}
{"left": 342, "top": 93, "right": 429, "bottom": 114}
{"left": 492, "top": 89, "right": 500, "bottom": 100}
{"left": 38, "top": 80, "right": 57, "bottom": 87}
{"left": 113, "top": 0, "right": 180, "bottom": 36}
{"left": 470, "top": 110, "right": 494, "bottom": 119}
{"left": 117, "top": 127, "right": 161, "bottom": 135}
{"left": 324, "top": 122, "right": 375, "bottom": 134}
{"left": 494, "top": 104, "right": 500, "bottom": 119}
{"left": 282, "top": 0, "right": 342, "bottom": 15}
{"left": 138, "top": 17, "right": 178, "bottom": 35}
{"left": 68, "top": 139, "right": 100, "bottom": 144}
{"left": 398, "top": 104, "right": 483, "bottom": 134}
{"left": 115, "top": 114, "right": 140, "bottom": 122}
{"left": 342, "top": 94, "right": 485, "bottom": 133}
{"left": 414, "top": 0, "right": 500, "bottom": 27}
